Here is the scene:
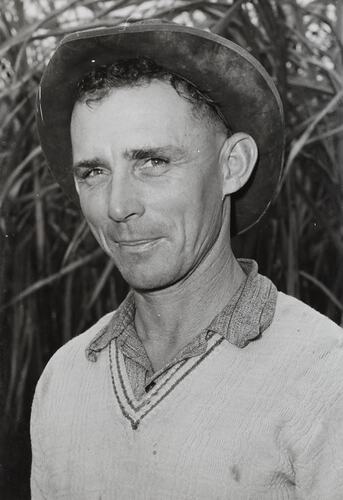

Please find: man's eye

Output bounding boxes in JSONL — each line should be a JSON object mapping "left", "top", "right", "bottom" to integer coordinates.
{"left": 141, "top": 158, "right": 169, "bottom": 170}
{"left": 149, "top": 158, "right": 167, "bottom": 167}
{"left": 78, "top": 168, "right": 104, "bottom": 180}
{"left": 86, "top": 168, "right": 104, "bottom": 178}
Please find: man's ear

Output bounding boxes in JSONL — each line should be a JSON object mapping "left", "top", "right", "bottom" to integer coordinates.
{"left": 219, "top": 132, "right": 258, "bottom": 197}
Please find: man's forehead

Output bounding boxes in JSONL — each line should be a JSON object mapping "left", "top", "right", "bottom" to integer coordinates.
{"left": 71, "top": 80, "right": 212, "bottom": 138}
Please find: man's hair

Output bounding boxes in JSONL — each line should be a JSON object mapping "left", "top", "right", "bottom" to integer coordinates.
{"left": 75, "top": 57, "right": 229, "bottom": 133}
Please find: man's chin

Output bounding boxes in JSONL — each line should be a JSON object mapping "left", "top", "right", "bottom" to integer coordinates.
{"left": 119, "top": 266, "right": 178, "bottom": 293}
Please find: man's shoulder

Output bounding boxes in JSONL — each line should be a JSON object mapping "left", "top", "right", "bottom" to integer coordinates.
{"left": 266, "top": 292, "right": 343, "bottom": 422}
{"left": 274, "top": 291, "right": 342, "bottom": 337}
{"left": 268, "top": 291, "right": 343, "bottom": 362}
{"left": 42, "top": 310, "right": 115, "bottom": 374}
{"left": 31, "top": 310, "right": 117, "bottom": 431}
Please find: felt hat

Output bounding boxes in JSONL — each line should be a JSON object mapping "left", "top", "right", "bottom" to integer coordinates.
{"left": 36, "top": 20, "right": 284, "bottom": 235}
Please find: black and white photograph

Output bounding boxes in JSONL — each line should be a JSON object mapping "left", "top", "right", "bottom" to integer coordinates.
{"left": 1, "top": 1, "right": 343, "bottom": 498}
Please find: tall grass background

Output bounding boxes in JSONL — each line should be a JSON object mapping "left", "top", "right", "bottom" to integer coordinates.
{"left": 0, "top": 0, "right": 342, "bottom": 498}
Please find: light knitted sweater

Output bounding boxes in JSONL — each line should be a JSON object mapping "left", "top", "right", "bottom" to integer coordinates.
{"left": 31, "top": 292, "right": 343, "bottom": 499}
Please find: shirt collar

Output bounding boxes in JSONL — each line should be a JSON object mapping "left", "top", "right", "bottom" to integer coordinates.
{"left": 85, "top": 258, "right": 277, "bottom": 362}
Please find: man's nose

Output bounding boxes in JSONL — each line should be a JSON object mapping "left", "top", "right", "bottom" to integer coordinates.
{"left": 107, "top": 171, "right": 145, "bottom": 223}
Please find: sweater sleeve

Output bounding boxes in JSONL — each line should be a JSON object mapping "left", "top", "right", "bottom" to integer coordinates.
{"left": 30, "top": 372, "right": 49, "bottom": 500}
{"left": 30, "top": 311, "right": 115, "bottom": 499}
{"left": 289, "top": 319, "right": 343, "bottom": 499}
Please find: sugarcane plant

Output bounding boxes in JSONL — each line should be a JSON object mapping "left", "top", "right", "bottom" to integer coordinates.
{"left": 0, "top": 0, "right": 342, "bottom": 497}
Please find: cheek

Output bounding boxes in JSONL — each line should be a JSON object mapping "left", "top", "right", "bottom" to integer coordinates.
{"left": 185, "top": 169, "right": 223, "bottom": 221}
{"left": 164, "top": 180, "right": 222, "bottom": 246}
{"left": 79, "top": 193, "right": 107, "bottom": 235}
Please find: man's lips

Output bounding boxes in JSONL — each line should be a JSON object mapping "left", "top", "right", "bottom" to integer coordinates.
{"left": 114, "top": 238, "right": 161, "bottom": 248}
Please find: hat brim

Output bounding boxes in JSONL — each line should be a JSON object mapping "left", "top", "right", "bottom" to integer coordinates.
{"left": 37, "top": 22, "right": 284, "bottom": 235}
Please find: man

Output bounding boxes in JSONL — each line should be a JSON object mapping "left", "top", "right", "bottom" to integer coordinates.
{"left": 31, "top": 20, "right": 343, "bottom": 499}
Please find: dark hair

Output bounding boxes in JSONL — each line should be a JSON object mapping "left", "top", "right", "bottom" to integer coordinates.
{"left": 75, "top": 57, "right": 229, "bottom": 133}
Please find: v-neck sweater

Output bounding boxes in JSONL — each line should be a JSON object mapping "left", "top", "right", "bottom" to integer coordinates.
{"left": 86, "top": 259, "right": 277, "bottom": 400}
{"left": 31, "top": 291, "right": 343, "bottom": 499}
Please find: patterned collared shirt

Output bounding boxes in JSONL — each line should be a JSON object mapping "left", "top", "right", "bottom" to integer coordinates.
{"left": 86, "top": 259, "right": 277, "bottom": 399}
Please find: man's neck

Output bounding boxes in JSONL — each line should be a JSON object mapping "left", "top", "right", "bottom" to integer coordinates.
{"left": 133, "top": 233, "right": 245, "bottom": 371}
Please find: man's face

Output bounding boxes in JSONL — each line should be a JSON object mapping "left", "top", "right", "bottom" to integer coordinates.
{"left": 71, "top": 80, "right": 227, "bottom": 291}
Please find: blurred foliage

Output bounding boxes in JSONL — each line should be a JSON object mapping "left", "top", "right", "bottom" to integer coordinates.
{"left": 0, "top": 0, "right": 342, "bottom": 498}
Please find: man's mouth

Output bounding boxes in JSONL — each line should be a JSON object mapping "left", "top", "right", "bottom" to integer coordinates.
{"left": 114, "top": 238, "right": 161, "bottom": 250}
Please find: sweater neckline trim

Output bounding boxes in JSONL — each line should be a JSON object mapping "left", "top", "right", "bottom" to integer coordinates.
{"left": 109, "top": 334, "right": 224, "bottom": 430}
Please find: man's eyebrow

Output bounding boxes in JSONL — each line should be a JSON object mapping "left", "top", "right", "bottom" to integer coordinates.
{"left": 72, "top": 158, "right": 104, "bottom": 171}
{"left": 124, "top": 146, "right": 184, "bottom": 160}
